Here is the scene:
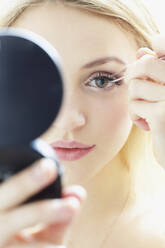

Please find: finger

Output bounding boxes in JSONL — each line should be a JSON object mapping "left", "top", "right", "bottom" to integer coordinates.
{"left": 129, "top": 78, "right": 165, "bottom": 102}
{"left": 128, "top": 100, "right": 150, "bottom": 131}
{"left": 0, "top": 197, "right": 80, "bottom": 246}
{"left": 62, "top": 185, "right": 87, "bottom": 204}
{"left": 16, "top": 186, "right": 87, "bottom": 244}
{"left": 5, "top": 243, "right": 66, "bottom": 248}
{"left": 129, "top": 100, "right": 161, "bottom": 131}
{"left": 151, "top": 34, "right": 165, "bottom": 56}
{"left": 13, "top": 222, "right": 70, "bottom": 245}
{"left": 0, "top": 158, "right": 58, "bottom": 211}
{"left": 24, "top": 221, "right": 72, "bottom": 244}
{"left": 5, "top": 234, "right": 66, "bottom": 248}
{"left": 136, "top": 47, "right": 156, "bottom": 59}
{"left": 126, "top": 54, "right": 165, "bottom": 84}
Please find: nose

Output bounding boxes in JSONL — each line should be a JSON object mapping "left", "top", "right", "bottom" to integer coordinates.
{"left": 56, "top": 109, "right": 86, "bottom": 131}
{"left": 55, "top": 96, "right": 86, "bottom": 132}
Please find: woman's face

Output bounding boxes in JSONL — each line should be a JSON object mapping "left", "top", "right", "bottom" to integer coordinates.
{"left": 12, "top": 1, "right": 138, "bottom": 185}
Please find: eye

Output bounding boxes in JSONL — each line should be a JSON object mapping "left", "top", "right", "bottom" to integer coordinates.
{"left": 85, "top": 71, "right": 124, "bottom": 90}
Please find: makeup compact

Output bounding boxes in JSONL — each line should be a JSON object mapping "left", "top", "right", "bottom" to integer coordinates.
{"left": 0, "top": 27, "right": 64, "bottom": 204}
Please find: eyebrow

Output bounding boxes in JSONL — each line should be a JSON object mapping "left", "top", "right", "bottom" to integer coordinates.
{"left": 81, "top": 56, "right": 126, "bottom": 69}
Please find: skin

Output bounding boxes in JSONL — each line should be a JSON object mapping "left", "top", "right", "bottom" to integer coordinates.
{"left": 10, "top": 2, "right": 136, "bottom": 245}
{"left": 11, "top": 0, "right": 136, "bottom": 204}
{"left": 3, "top": 1, "right": 165, "bottom": 247}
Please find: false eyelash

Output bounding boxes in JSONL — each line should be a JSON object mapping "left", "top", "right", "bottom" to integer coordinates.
{"left": 85, "top": 71, "right": 124, "bottom": 89}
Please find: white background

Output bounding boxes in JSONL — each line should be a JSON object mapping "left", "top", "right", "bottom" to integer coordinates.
{"left": 143, "top": 0, "right": 165, "bottom": 33}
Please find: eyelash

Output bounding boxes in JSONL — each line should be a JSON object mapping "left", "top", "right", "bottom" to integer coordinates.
{"left": 85, "top": 71, "right": 124, "bottom": 91}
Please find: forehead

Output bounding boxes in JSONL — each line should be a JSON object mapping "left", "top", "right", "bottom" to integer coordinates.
{"left": 12, "top": 1, "right": 137, "bottom": 68}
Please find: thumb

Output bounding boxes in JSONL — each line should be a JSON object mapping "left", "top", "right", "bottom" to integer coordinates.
{"left": 29, "top": 197, "right": 82, "bottom": 245}
{"left": 13, "top": 186, "right": 87, "bottom": 245}
{"left": 12, "top": 197, "right": 80, "bottom": 245}
{"left": 14, "top": 192, "right": 86, "bottom": 245}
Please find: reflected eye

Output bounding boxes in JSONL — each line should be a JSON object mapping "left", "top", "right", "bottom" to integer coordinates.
{"left": 85, "top": 71, "right": 123, "bottom": 90}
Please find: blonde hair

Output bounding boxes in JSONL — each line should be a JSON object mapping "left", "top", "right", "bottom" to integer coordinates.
{"left": 0, "top": 0, "right": 163, "bottom": 205}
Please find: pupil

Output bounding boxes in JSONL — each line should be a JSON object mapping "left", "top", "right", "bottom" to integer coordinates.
{"left": 96, "top": 77, "right": 108, "bottom": 88}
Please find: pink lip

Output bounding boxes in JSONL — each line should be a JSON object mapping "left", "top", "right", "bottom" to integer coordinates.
{"left": 50, "top": 141, "right": 96, "bottom": 161}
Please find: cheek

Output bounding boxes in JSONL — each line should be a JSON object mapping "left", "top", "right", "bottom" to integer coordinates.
{"left": 97, "top": 92, "right": 132, "bottom": 159}
{"left": 99, "top": 93, "right": 130, "bottom": 132}
{"left": 106, "top": 101, "right": 129, "bottom": 131}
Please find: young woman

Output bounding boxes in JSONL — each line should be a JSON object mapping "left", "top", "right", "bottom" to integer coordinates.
{"left": 1, "top": 0, "right": 165, "bottom": 247}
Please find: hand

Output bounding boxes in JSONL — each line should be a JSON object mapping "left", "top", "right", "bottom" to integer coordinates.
{"left": 126, "top": 34, "right": 165, "bottom": 168}
{"left": 0, "top": 158, "right": 87, "bottom": 247}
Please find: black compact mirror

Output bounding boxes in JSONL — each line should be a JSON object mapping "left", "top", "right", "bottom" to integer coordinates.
{"left": 0, "top": 27, "right": 64, "bottom": 204}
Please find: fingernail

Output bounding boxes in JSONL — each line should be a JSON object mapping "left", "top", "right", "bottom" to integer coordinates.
{"left": 133, "top": 118, "right": 150, "bottom": 131}
{"left": 63, "top": 185, "right": 87, "bottom": 203}
{"left": 158, "top": 54, "right": 165, "bottom": 61}
{"left": 136, "top": 47, "right": 156, "bottom": 59}
{"left": 31, "top": 158, "right": 57, "bottom": 183}
{"left": 65, "top": 197, "right": 81, "bottom": 209}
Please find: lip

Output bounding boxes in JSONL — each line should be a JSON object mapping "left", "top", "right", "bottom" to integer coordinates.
{"left": 50, "top": 141, "right": 96, "bottom": 161}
